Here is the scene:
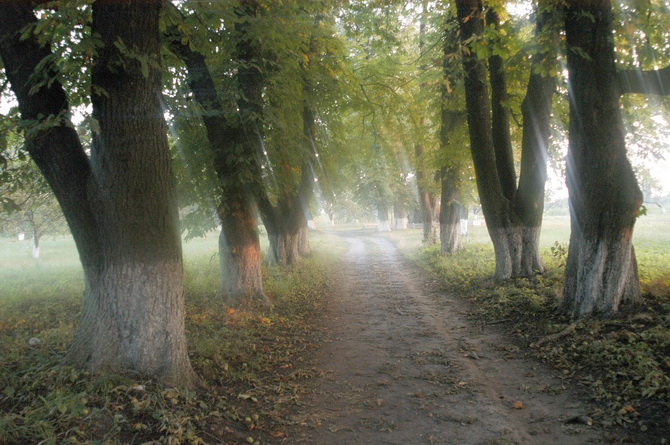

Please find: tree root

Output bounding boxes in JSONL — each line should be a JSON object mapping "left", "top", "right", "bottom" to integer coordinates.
{"left": 531, "top": 321, "right": 580, "bottom": 348}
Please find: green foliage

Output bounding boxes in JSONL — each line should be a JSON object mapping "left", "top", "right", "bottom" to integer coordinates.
{"left": 0, "top": 133, "right": 67, "bottom": 243}
{"left": 20, "top": 0, "right": 97, "bottom": 109}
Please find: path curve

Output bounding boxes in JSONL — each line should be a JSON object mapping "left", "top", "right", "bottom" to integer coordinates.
{"left": 290, "top": 232, "right": 610, "bottom": 444}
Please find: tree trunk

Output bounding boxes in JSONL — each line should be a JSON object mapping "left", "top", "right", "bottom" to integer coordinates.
{"left": 166, "top": 3, "right": 267, "bottom": 303}
{"left": 508, "top": 7, "right": 556, "bottom": 277}
{"left": 456, "top": 0, "right": 511, "bottom": 277}
{"left": 456, "top": 0, "right": 555, "bottom": 278}
{"left": 218, "top": 196, "right": 267, "bottom": 304}
{"left": 415, "top": 144, "right": 439, "bottom": 244}
{"left": 439, "top": 19, "right": 467, "bottom": 255}
{"left": 257, "top": 157, "right": 314, "bottom": 266}
{"left": 0, "top": 2, "right": 100, "bottom": 268}
{"left": 298, "top": 221, "right": 311, "bottom": 257}
{"left": 394, "top": 202, "right": 408, "bottom": 230}
{"left": 377, "top": 204, "right": 391, "bottom": 232}
{"left": 263, "top": 196, "right": 303, "bottom": 266}
{"left": 65, "top": 0, "right": 194, "bottom": 385}
{"left": 440, "top": 167, "right": 463, "bottom": 253}
{"left": 486, "top": 8, "right": 517, "bottom": 202}
{"left": 0, "top": 0, "right": 196, "bottom": 386}
{"left": 32, "top": 231, "right": 41, "bottom": 259}
{"left": 562, "top": 0, "right": 642, "bottom": 318}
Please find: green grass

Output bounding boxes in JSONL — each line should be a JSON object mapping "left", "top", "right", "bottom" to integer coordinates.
{"left": 1, "top": 216, "right": 669, "bottom": 442}
{"left": 0, "top": 230, "right": 347, "bottom": 444}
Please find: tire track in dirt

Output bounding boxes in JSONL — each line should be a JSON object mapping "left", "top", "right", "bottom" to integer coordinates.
{"left": 290, "top": 232, "right": 610, "bottom": 444}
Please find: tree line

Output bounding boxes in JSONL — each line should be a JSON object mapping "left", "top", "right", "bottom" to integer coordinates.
{"left": 0, "top": 0, "right": 668, "bottom": 386}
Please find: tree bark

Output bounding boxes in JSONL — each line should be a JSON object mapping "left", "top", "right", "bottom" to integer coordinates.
{"left": 618, "top": 65, "right": 670, "bottom": 95}
{"left": 166, "top": 3, "right": 267, "bottom": 303}
{"left": 457, "top": 0, "right": 511, "bottom": 277}
{"left": 377, "top": 204, "right": 391, "bottom": 232}
{"left": 439, "top": 19, "right": 466, "bottom": 254}
{"left": 509, "top": 7, "right": 556, "bottom": 277}
{"left": 415, "top": 143, "right": 439, "bottom": 243}
{"left": 393, "top": 201, "right": 408, "bottom": 230}
{"left": 456, "top": 0, "right": 555, "bottom": 278}
{"left": 0, "top": 2, "right": 100, "bottom": 268}
{"left": 562, "top": 0, "right": 643, "bottom": 318}
{"left": 486, "top": 7, "right": 516, "bottom": 202}
{"left": 0, "top": 0, "right": 195, "bottom": 386}
{"left": 32, "top": 231, "right": 41, "bottom": 259}
{"left": 256, "top": 140, "right": 314, "bottom": 265}
{"left": 218, "top": 194, "right": 267, "bottom": 303}
{"left": 440, "top": 166, "right": 463, "bottom": 253}
{"left": 415, "top": 4, "right": 439, "bottom": 245}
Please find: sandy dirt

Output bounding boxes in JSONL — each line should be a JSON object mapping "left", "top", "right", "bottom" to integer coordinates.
{"left": 287, "top": 232, "right": 622, "bottom": 445}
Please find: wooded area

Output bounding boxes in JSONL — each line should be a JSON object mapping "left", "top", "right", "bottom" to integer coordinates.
{"left": 1, "top": 0, "right": 669, "bottom": 392}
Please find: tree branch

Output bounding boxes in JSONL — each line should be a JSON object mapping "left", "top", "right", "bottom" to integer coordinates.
{"left": 618, "top": 65, "right": 670, "bottom": 96}
{"left": 0, "top": 0, "right": 100, "bottom": 266}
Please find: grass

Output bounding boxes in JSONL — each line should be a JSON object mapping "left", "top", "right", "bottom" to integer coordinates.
{"left": 1, "top": 214, "right": 669, "bottom": 443}
{"left": 0, "top": 230, "right": 347, "bottom": 444}
{"left": 391, "top": 212, "right": 670, "bottom": 442}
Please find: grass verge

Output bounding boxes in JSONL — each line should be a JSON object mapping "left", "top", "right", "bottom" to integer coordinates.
{"left": 0, "top": 232, "right": 343, "bottom": 444}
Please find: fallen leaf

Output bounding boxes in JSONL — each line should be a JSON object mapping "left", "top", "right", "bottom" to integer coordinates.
{"left": 512, "top": 400, "right": 525, "bottom": 409}
{"left": 622, "top": 405, "right": 635, "bottom": 413}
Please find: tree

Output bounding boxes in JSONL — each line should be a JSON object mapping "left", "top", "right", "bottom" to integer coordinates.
{"left": 253, "top": 4, "right": 337, "bottom": 265}
{"left": 0, "top": 158, "right": 66, "bottom": 259}
{"left": 0, "top": 0, "right": 195, "bottom": 386}
{"left": 455, "top": 0, "right": 558, "bottom": 278}
{"left": 167, "top": 1, "right": 342, "bottom": 276}
{"left": 165, "top": 1, "right": 270, "bottom": 304}
{"left": 438, "top": 12, "right": 468, "bottom": 254}
{"left": 411, "top": 1, "right": 441, "bottom": 244}
{"left": 561, "top": 0, "right": 644, "bottom": 317}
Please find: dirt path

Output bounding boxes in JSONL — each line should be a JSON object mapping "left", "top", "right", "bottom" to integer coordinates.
{"left": 289, "top": 232, "right": 615, "bottom": 445}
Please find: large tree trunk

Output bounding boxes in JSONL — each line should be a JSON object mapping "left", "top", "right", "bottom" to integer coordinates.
{"left": 257, "top": 156, "right": 314, "bottom": 266}
{"left": 415, "top": 6, "right": 439, "bottom": 245}
{"left": 456, "top": 0, "right": 555, "bottom": 278}
{"left": 486, "top": 8, "right": 516, "bottom": 202}
{"left": 509, "top": 7, "right": 556, "bottom": 277}
{"left": 66, "top": 0, "right": 194, "bottom": 385}
{"left": 166, "top": 3, "right": 267, "bottom": 303}
{"left": 438, "top": 21, "right": 467, "bottom": 255}
{"left": 0, "top": 2, "right": 100, "bottom": 268}
{"left": 0, "top": 0, "right": 195, "bottom": 386}
{"left": 562, "top": 0, "right": 642, "bottom": 318}
{"left": 262, "top": 195, "right": 303, "bottom": 266}
{"left": 456, "top": 0, "right": 511, "bottom": 278}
